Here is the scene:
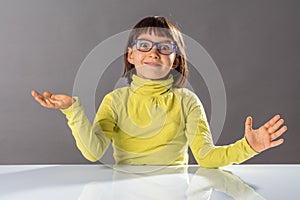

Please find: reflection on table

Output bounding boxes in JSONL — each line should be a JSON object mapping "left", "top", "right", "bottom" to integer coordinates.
{"left": 0, "top": 164, "right": 298, "bottom": 199}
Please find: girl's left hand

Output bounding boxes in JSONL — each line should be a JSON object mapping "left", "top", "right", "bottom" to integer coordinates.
{"left": 244, "top": 115, "right": 287, "bottom": 153}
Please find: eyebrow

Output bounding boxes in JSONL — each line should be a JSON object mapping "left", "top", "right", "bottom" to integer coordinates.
{"left": 137, "top": 37, "right": 173, "bottom": 43}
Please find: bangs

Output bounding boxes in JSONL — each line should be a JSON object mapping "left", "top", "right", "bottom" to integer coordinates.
{"left": 127, "top": 16, "right": 178, "bottom": 45}
{"left": 133, "top": 27, "right": 173, "bottom": 40}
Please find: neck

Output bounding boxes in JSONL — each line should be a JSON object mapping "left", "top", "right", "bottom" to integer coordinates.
{"left": 130, "top": 74, "right": 174, "bottom": 97}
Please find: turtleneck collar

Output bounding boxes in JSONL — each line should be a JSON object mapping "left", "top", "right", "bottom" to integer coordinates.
{"left": 130, "top": 74, "right": 173, "bottom": 96}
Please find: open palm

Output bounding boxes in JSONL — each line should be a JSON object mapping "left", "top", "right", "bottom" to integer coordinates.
{"left": 31, "top": 90, "right": 74, "bottom": 109}
{"left": 245, "top": 115, "right": 287, "bottom": 153}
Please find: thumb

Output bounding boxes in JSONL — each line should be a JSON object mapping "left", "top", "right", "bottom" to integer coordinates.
{"left": 245, "top": 116, "right": 253, "bottom": 132}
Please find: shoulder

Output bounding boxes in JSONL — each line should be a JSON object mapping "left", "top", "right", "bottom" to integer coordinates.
{"left": 173, "top": 88, "right": 201, "bottom": 103}
{"left": 102, "top": 86, "right": 131, "bottom": 104}
{"left": 97, "top": 87, "right": 130, "bottom": 113}
{"left": 173, "top": 87, "right": 205, "bottom": 114}
{"left": 104, "top": 86, "right": 130, "bottom": 97}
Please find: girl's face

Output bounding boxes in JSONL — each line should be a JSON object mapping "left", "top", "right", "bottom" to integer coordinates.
{"left": 127, "top": 33, "right": 177, "bottom": 80}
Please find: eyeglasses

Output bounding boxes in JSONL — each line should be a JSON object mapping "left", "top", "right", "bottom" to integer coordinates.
{"left": 132, "top": 39, "right": 178, "bottom": 55}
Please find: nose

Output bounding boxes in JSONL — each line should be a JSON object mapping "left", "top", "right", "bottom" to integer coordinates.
{"left": 147, "top": 46, "right": 160, "bottom": 59}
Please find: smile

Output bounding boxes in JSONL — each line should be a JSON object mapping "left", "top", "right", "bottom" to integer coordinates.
{"left": 144, "top": 62, "right": 162, "bottom": 67}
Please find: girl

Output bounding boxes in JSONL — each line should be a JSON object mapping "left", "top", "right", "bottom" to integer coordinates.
{"left": 32, "top": 16, "right": 287, "bottom": 168}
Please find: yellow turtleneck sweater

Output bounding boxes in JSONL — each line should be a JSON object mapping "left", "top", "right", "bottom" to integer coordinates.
{"left": 61, "top": 75, "right": 258, "bottom": 168}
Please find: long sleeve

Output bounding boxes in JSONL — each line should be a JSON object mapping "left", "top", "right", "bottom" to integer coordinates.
{"left": 60, "top": 95, "right": 115, "bottom": 162}
{"left": 185, "top": 93, "right": 258, "bottom": 168}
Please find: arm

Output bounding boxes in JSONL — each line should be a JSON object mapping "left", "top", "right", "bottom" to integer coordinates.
{"left": 31, "top": 90, "right": 114, "bottom": 162}
{"left": 186, "top": 104, "right": 258, "bottom": 168}
{"left": 185, "top": 95, "right": 258, "bottom": 168}
{"left": 186, "top": 95, "right": 287, "bottom": 168}
{"left": 61, "top": 95, "right": 116, "bottom": 162}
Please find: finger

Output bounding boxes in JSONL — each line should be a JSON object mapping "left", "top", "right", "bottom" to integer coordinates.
{"left": 268, "top": 119, "right": 285, "bottom": 133}
{"left": 39, "top": 100, "right": 52, "bottom": 108}
{"left": 45, "top": 98, "right": 56, "bottom": 108}
{"left": 31, "top": 90, "right": 43, "bottom": 99}
{"left": 32, "top": 91, "right": 47, "bottom": 105}
{"left": 43, "top": 91, "right": 52, "bottom": 98}
{"left": 31, "top": 90, "right": 37, "bottom": 97}
{"left": 270, "top": 125, "right": 287, "bottom": 141}
{"left": 270, "top": 138, "right": 284, "bottom": 148}
{"left": 245, "top": 116, "right": 252, "bottom": 132}
{"left": 48, "top": 98, "right": 63, "bottom": 108}
{"left": 264, "top": 114, "right": 280, "bottom": 128}
{"left": 31, "top": 90, "right": 55, "bottom": 108}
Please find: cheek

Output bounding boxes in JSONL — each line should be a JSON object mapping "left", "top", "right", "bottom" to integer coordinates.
{"left": 137, "top": 54, "right": 144, "bottom": 61}
{"left": 166, "top": 56, "right": 176, "bottom": 66}
{"left": 133, "top": 52, "right": 144, "bottom": 63}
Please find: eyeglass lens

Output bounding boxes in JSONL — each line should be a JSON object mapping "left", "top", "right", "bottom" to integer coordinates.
{"left": 135, "top": 39, "right": 176, "bottom": 55}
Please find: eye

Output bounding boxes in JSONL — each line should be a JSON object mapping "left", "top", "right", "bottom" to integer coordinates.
{"left": 137, "top": 40, "right": 151, "bottom": 49}
{"left": 159, "top": 44, "right": 171, "bottom": 50}
{"left": 140, "top": 42, "right": 150, "bottom": 48}
{"left": 158, "top": 42, "right": 173, "bottom": 52}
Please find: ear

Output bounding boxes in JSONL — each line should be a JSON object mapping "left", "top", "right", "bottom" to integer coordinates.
{"left": 172, "top": 57, "right": 180, "bottom": 69}
{"left": 127, "top": 47, "right": 135, "bottom": 65}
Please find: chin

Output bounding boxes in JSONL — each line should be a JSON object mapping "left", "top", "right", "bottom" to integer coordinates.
{"left": 137, "top": 70, "right": 169, "bottom": 80}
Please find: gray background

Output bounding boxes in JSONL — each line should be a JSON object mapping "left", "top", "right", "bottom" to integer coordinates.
{"left": 0, "top": 0, "right": 299, "bottom": 164}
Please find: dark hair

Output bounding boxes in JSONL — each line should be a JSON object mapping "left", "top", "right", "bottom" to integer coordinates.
{"left": 123, "top": 16, "right": 188, "bottom": 88}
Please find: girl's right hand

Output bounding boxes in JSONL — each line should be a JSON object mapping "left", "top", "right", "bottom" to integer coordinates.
{"left": 31, "top": 90, "right": 75, "bottom": 109}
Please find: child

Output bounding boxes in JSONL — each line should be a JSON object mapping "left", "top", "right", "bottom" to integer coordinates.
{"left": 31, "top": 16, "right": 287, "bottom": 168}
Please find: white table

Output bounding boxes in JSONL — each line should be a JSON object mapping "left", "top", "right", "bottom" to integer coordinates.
{"left": 0, "top": 164, "right": 298, "bottom": 199}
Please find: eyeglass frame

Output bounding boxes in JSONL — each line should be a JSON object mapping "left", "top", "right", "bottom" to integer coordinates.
{"left": 131, "top": 39, "right": 178, "bottom": 55}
